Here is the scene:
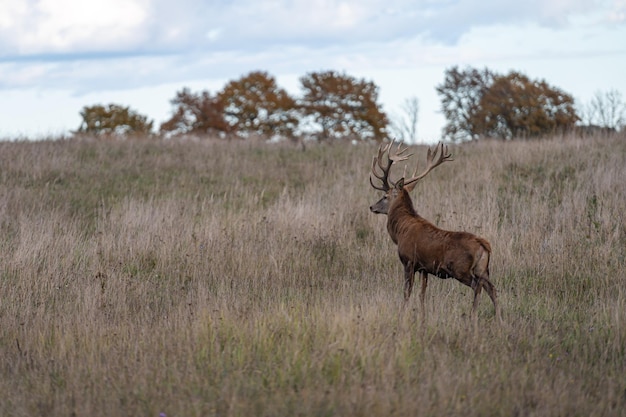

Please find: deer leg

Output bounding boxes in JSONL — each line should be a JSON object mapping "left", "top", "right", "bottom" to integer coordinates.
{"left": 419, "top": 271, "right": 428, "bottom": 315}
{"left": 480, "top": 277, "right": 500, "bottom": 322}
{"left": 454, "top": 274, "right": 476, "bottom": 318}
{"left": 403, "top": 262, "right": 415, "bottom": 302}
{"left": 471, "top": 278, "right": 483, "bottom": 317}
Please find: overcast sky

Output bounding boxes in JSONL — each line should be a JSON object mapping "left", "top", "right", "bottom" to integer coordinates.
{"left": 1, "top": 0, "right": 625, "bottom": 141}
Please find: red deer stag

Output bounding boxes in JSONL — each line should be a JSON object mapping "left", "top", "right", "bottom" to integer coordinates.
{"left": 369, "top": 141, "right": 499, "bottom": 320}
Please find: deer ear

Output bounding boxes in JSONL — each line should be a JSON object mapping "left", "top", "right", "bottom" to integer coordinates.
{"left": 396, "top": 178, "right": 405, "bottom": 189}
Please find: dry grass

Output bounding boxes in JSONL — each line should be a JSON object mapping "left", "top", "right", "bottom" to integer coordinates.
{"left": 0, "top": 134, "right": 625, "bottom": 416}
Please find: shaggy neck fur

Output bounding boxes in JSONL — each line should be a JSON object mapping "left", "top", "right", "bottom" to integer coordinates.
{"left": 386, "top": 188, "right": 421, "bottom": 244}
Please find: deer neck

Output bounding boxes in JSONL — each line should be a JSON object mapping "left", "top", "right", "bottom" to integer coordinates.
{"left": 386, "top": 189, "right": 418, "bottom": 244}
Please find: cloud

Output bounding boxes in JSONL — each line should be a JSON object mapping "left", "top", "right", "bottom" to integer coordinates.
{"left": 608, "top": 0, "right": 626, "bottom": 22}
{"left": 0, "top": 0, "right": 622, "bottom": 96}
{"left": 0, "top": 0, "right": 618, "bottom": 60}
{"left": 419, "top": 0, "right": 614, "bottom": 43}
{"left": 0, "top": 0, "right": 149, "bottom": 55}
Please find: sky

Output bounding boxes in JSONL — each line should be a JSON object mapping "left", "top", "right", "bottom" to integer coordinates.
{"left": 0, "top": 0, "right": 625, "bottom": 142}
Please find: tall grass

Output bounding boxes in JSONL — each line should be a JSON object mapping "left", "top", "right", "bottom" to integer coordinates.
{"left": 0, "top": 135, "right": 624, "bottom": 416}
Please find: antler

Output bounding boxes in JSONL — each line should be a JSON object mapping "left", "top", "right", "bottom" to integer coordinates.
{"left": 403, "top": 142, "right": 453, "bottom": 191}
{"left": 369, "top": 140, "right": 412, "bottom": 191}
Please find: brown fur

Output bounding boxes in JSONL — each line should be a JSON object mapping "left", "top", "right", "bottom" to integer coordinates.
{"left": 371, "top": 179, "right": 499, "bottom": 320}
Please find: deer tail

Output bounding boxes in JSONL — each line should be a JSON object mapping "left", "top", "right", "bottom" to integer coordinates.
{"left": 476, "top": 237, "right": 491, "bottom": 253}
{"left": 472, "top": 237, "right": 491, "bottom": 278}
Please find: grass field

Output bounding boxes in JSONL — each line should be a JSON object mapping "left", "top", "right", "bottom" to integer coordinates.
{"left": 0, "top": 134, "right": 625, "bottom": 416}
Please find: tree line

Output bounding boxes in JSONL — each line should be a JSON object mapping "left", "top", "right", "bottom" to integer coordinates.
{"left": 77, "top": 70, "right": 388, "bottom": 142}
{"left": 76, "top": 67, "right": 626, "bottom": 142}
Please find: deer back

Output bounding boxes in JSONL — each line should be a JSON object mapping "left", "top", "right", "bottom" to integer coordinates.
{"left": 388, "top": 188, "right": 490, "bottom": 276}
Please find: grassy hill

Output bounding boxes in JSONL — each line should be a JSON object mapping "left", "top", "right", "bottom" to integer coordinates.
{"left": 0, "top": 135, "right": 624, "bottom": 416}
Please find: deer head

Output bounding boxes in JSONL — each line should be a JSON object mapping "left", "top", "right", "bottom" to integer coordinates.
{"left": 369, "top": 141, "right": 453, "bottom": 214}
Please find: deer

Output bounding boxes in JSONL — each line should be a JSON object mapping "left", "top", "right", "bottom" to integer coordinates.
{"left": 369, "top": 141, "right": 499, "bottom": 321}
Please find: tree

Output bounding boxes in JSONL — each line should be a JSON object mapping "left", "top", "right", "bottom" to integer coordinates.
{"left": 475, "top": 72, "right": 578, "bottom": 139}
{"left": 583, "top": 89, "right": 626, "bottom": 131}
{"left": 160, "top": 88, "right": 231, "bottom": 137}
{"left": 436, "top": 66, "right": 494, "bottom": 141}
{"left": 437, "top": 66, "right": 578, "bottom": 140}
{"left": 76, "top": 104, "right": 153, "bottom": 137}
{"left": 218, "top": 71, "right": 299, "bottom": 139}
{"left": 299, "top": 70, "right": 388, "bottom": 141}
{"left": 390, "top": 96, "right": 420, "bottom": 143}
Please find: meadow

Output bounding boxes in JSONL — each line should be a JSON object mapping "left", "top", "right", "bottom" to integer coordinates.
{"left": 0, "top": 134, "right": 624, "bottom": 416}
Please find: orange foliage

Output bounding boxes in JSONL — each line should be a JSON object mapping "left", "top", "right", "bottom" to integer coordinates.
{"left": 77, "top": 104, "right": 153, "bottom": 137}
{"left": 218, "top": 71, "right": 298, "bottom": 139}
{"left": 299, "top": 71, "right": 388, "bottom": 141}
{"left": 437, "top": 67, "right": 579, "bottom": 140}
{"left": 160, "top": 88, "right": 231, "bottom": 137}
{"left": 475, "top": 72, "right": 579, "bottom": 139}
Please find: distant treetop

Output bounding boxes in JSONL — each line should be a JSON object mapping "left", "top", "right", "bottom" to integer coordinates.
{"left": 437, "top": 66, "right": 579, "bottom": 141}
{"left": 76, "top": 104, "right": 154, "bottom": 138}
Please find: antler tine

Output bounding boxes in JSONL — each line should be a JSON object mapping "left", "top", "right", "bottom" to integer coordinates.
{"left": 370, "top": 140, "right": 412, "bottom": 191}
{"left": 403, "top": 142, "right": 454, "bottom": 190}
{"left": 374, "top": 141, "right": 394, "bottom": 172}
{"left": 370, "top": 142, "right": 392, "bottom": 191}
{"left": 372, "top": 143, "right": 392, "bottom": 182}
{"left": 389, "top": 141, "right": 413, "bottom": 163}
{"left": 426, "top": 142, "right": 452, "bottom": 166}
{"left": 370, "top": 172, "right": 387, "bottom": 191}
{"left": 370, "top": 157, "right": 387, "bottom": 191}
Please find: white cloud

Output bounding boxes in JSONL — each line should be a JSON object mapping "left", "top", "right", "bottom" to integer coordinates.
{"left": 0, "top": 0, "right": 619, "bottom": 58}
{"left": 1, "top": 0, "right": 149, "bottom": 54}
{"left": 608, "top": 0, "right": 626, "bottom": 22}
{"left": 535, "top": 0, "right": 602, "bottom": 24}
{"left": 0, "top": 1, "right": 27, "bottom": 29}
